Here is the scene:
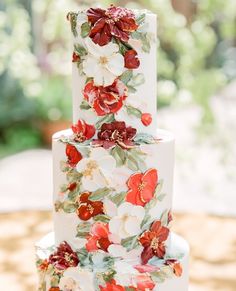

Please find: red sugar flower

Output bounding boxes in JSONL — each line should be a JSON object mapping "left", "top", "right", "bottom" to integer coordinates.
{"left": 92, "top": 121, "right": 137, "bottom": 149}
{"left": 165, "top": 259, "right": 183, "bottom": 277}
{"left": 86, "top": 222, "right": 111, "bottom": 252}
{"left": 49, "top": 241, "right": 79, "bottom": 271}
{"left": 141, "top": 113, "right": 152, "bottom": 126}
{"left": 65, "top": 144, "right": 82, "bottom": 167}
{"left": 49, "top": 288, "right": 60, "bottom": 291}
{"left": 76, "top": 191, "right": 104, "bottom": 221}
{"left": 124, "top": 49, "right": 140, "bottom": 69}
{"left": 71, "top": 119, "right": 95, "bottom": 142}
{"left": 99, "top": 279, "right": 126, "bottom": 291}
{"left": 87, "top": 6, "right": 138, "bottom": 46}
{"left": 139, "top": 220, "right": 170, "bottom": 264}
{"left": 83, "top": 79, "right": 127, "bottom": 116}
{"left": 126, "top": 169, "right": 158, "bottom": 206}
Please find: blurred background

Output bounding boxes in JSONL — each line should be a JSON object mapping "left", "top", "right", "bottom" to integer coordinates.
{"left": 0, "top": 0, "right": 235, "bottom": 290}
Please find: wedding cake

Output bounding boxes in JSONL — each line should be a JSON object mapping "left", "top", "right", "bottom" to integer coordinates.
{"left": 36, "top": 5, "right": 189, "bottom": 291}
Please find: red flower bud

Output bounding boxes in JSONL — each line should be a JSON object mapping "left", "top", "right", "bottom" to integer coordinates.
{"left": 141, "top": 113, "right": 152, "bottom": 126}
{"left": 124, "top": 49, "right": 140, "bottom": 69}
{"left": 72, "top": 52, "right": 80, "bottom": 62}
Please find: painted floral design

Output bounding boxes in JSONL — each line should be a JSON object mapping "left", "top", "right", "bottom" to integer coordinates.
{"left": 100, "top": 279, "right": 125, "bottom": 291}
{"left": 135, "top": 274, "right": 155, "bottom": 290}
{"left": 71, "top": 119, "right": 95, "bottom": 142}
{"left": 48, "top": 288, "right": 60, "bottom": 291}
{"left": 124, "top": 49, "right": 140, "bottom": 69}
{"left": 86, "top": 222, "right": 111, "bottom": 252}
{"left": 87, "top": 6, "right": 138, "bottom": 46}
{"left": 83, "top": 38, "right": 124, "bottom": 86}
{"left": 59, "top": 267, "right": 94, "bottom": 291}
{"left": 126, "top": 169, "right": 158, "bottom": 206}
{"left": 76, "top": 147, "right": 116, "bottom": 191}
{"left": 83, "top": 79, "right": 127, "bottom": 116}
{"left": 139, "top": 220, "right": 170, "bottom": 264}
{"left": 141, "top": 113, "right": 152, "bottom": 126}
{"left": 92, "top": 121, "right": 136, "bottom": 149}
{"left": 109, "top": 202, "right": 145, "bottom": 239}
{"left": 115, "top": 93, "right": 151, "bottom": 129}
{"left": 66, "top": 144, "right": 82, "bottom": 167}
{"left": 165, "top": 259, "right": 183, "bottom": 277}
{"left": 76, "top": 191, "right": 104, "bottom": 221}
{"left": 49, "top": 241, "right": 79, "bottom": 271}
{"left": 38, "top": 259, "right": 49, "bottom": 271}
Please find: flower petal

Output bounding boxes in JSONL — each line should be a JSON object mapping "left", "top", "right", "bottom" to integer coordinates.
{"left": 83, "top": 55, "right": 100, "bottom": 77}
{"left": 106, "top": 53, "right": 124, "bottom": 76}
{"left": 124, "top": 216, "right": 141, "bottom": 236}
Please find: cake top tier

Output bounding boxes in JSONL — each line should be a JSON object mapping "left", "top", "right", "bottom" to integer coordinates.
{"left": 68, "top": 6, "right": 157, "bottom": 138}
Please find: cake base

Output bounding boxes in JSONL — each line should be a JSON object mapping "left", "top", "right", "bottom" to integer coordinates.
{"left": 35, "top": 232, "right": 189, "bottom": 291}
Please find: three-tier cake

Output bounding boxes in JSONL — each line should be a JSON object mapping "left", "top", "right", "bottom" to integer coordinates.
{"left": 35, "top": 5, "right": 189, "bottom": 291}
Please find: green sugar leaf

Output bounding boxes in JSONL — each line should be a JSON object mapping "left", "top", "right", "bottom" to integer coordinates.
{"left": 136, "top": 13, "right": 146, "bottom": 25}
{"left": 134, "top": 133, "right": 156, "bottom": 144}
{"left": 80, "top": 100, "right": 91, "bottom": 110}
{"left": 81, "top": 22, "right": 91, "bottom": 38}
{"left": 120, "top": 70, "right": 133, "bottom": 85}
{"left": 125, "top": 105, "right": 142, "bottom": 118}
{"left": 74, "top": 44, "right": 87, "bottom": 56}
{"left": 93, "top": 214, "right": 110, "bottom": 223}
{"left": 89, "top": 187, "right": 112, "bottom": 201}
{"left": 95, "top": 114, "right": 115, "bottom": 129}
{"left": 109, "top": 191, "right": 127, "bottom": 206}
{"left": 76, "top": 222, "right": 91, "bottom": 238}
{"left": 111, "top": 145, "right": 126, "bottom": 167}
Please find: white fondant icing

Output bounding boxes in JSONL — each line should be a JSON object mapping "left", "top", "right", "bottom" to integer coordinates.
{"left": 52, "top": 128, "right": 175, "bottom": 248}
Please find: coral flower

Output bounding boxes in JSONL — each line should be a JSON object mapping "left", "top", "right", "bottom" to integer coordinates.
{"left": 126, "top": 169, "right": 158, "bottom": 206}
{"left": 99, "top": 279, "right": 126, "bottom": 291}
{"left": 165, "top": 259, "right": 183, "bottom": 277}
{"left": 139, "top": 220, "right": 170, "bottom": 264}
{"left": 136, "top": 274, "right": 155, "bottom": 290}
{"left": 87, "top": 6, "right": 138, "bottom": 46}
{"left": 86, "top": 222, "right": 111, "bottom": 252}
{"left": 83, "top": 79, "right": 127, "bottom": 116}
{"left": 92, "top": 121, "right": 137, "bottom": 149}
{"left": 65, "top": 144, "right": 82, "bottom": 167}
{"left": 71, "top": 119, "right": 95, "bottom": 142}
{"left": 49, "top": 241, "right": 79, "bottom": 271}
{"left": 76, "top": 191, "right": 104, "bottom": 221}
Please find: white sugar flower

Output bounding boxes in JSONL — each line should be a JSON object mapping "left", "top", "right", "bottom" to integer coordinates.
{"left": 109, "top": 202, "right": 145, "bottom": 239}
{"left": 59, "top": 267, "right": 95, "bottom": 291}
{"left": 113, "top": 260, "right": 138, "bottom": 286}
{"left": 76, "top": 147, "right": 116, "bottom": 191}
{"left": 83, "top": 38, "right": 124, "bottom": 86}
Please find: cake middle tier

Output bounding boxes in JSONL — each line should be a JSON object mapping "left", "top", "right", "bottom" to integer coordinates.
{"left": 53, "top": 129, "right": 175, "bottom": 250}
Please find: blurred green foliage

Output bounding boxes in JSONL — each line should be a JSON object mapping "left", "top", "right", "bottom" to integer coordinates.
{"left": 0, "top": 0, "right": 235, "bottom": 156}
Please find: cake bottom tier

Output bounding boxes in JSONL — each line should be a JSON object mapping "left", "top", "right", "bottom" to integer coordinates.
{"left": 36, "top": 232, "right": 189, "bottom": 291}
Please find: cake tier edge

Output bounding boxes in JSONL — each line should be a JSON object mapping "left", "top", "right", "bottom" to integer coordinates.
{"left": 35, "top": 232, "right": 189, "bottom": 291}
